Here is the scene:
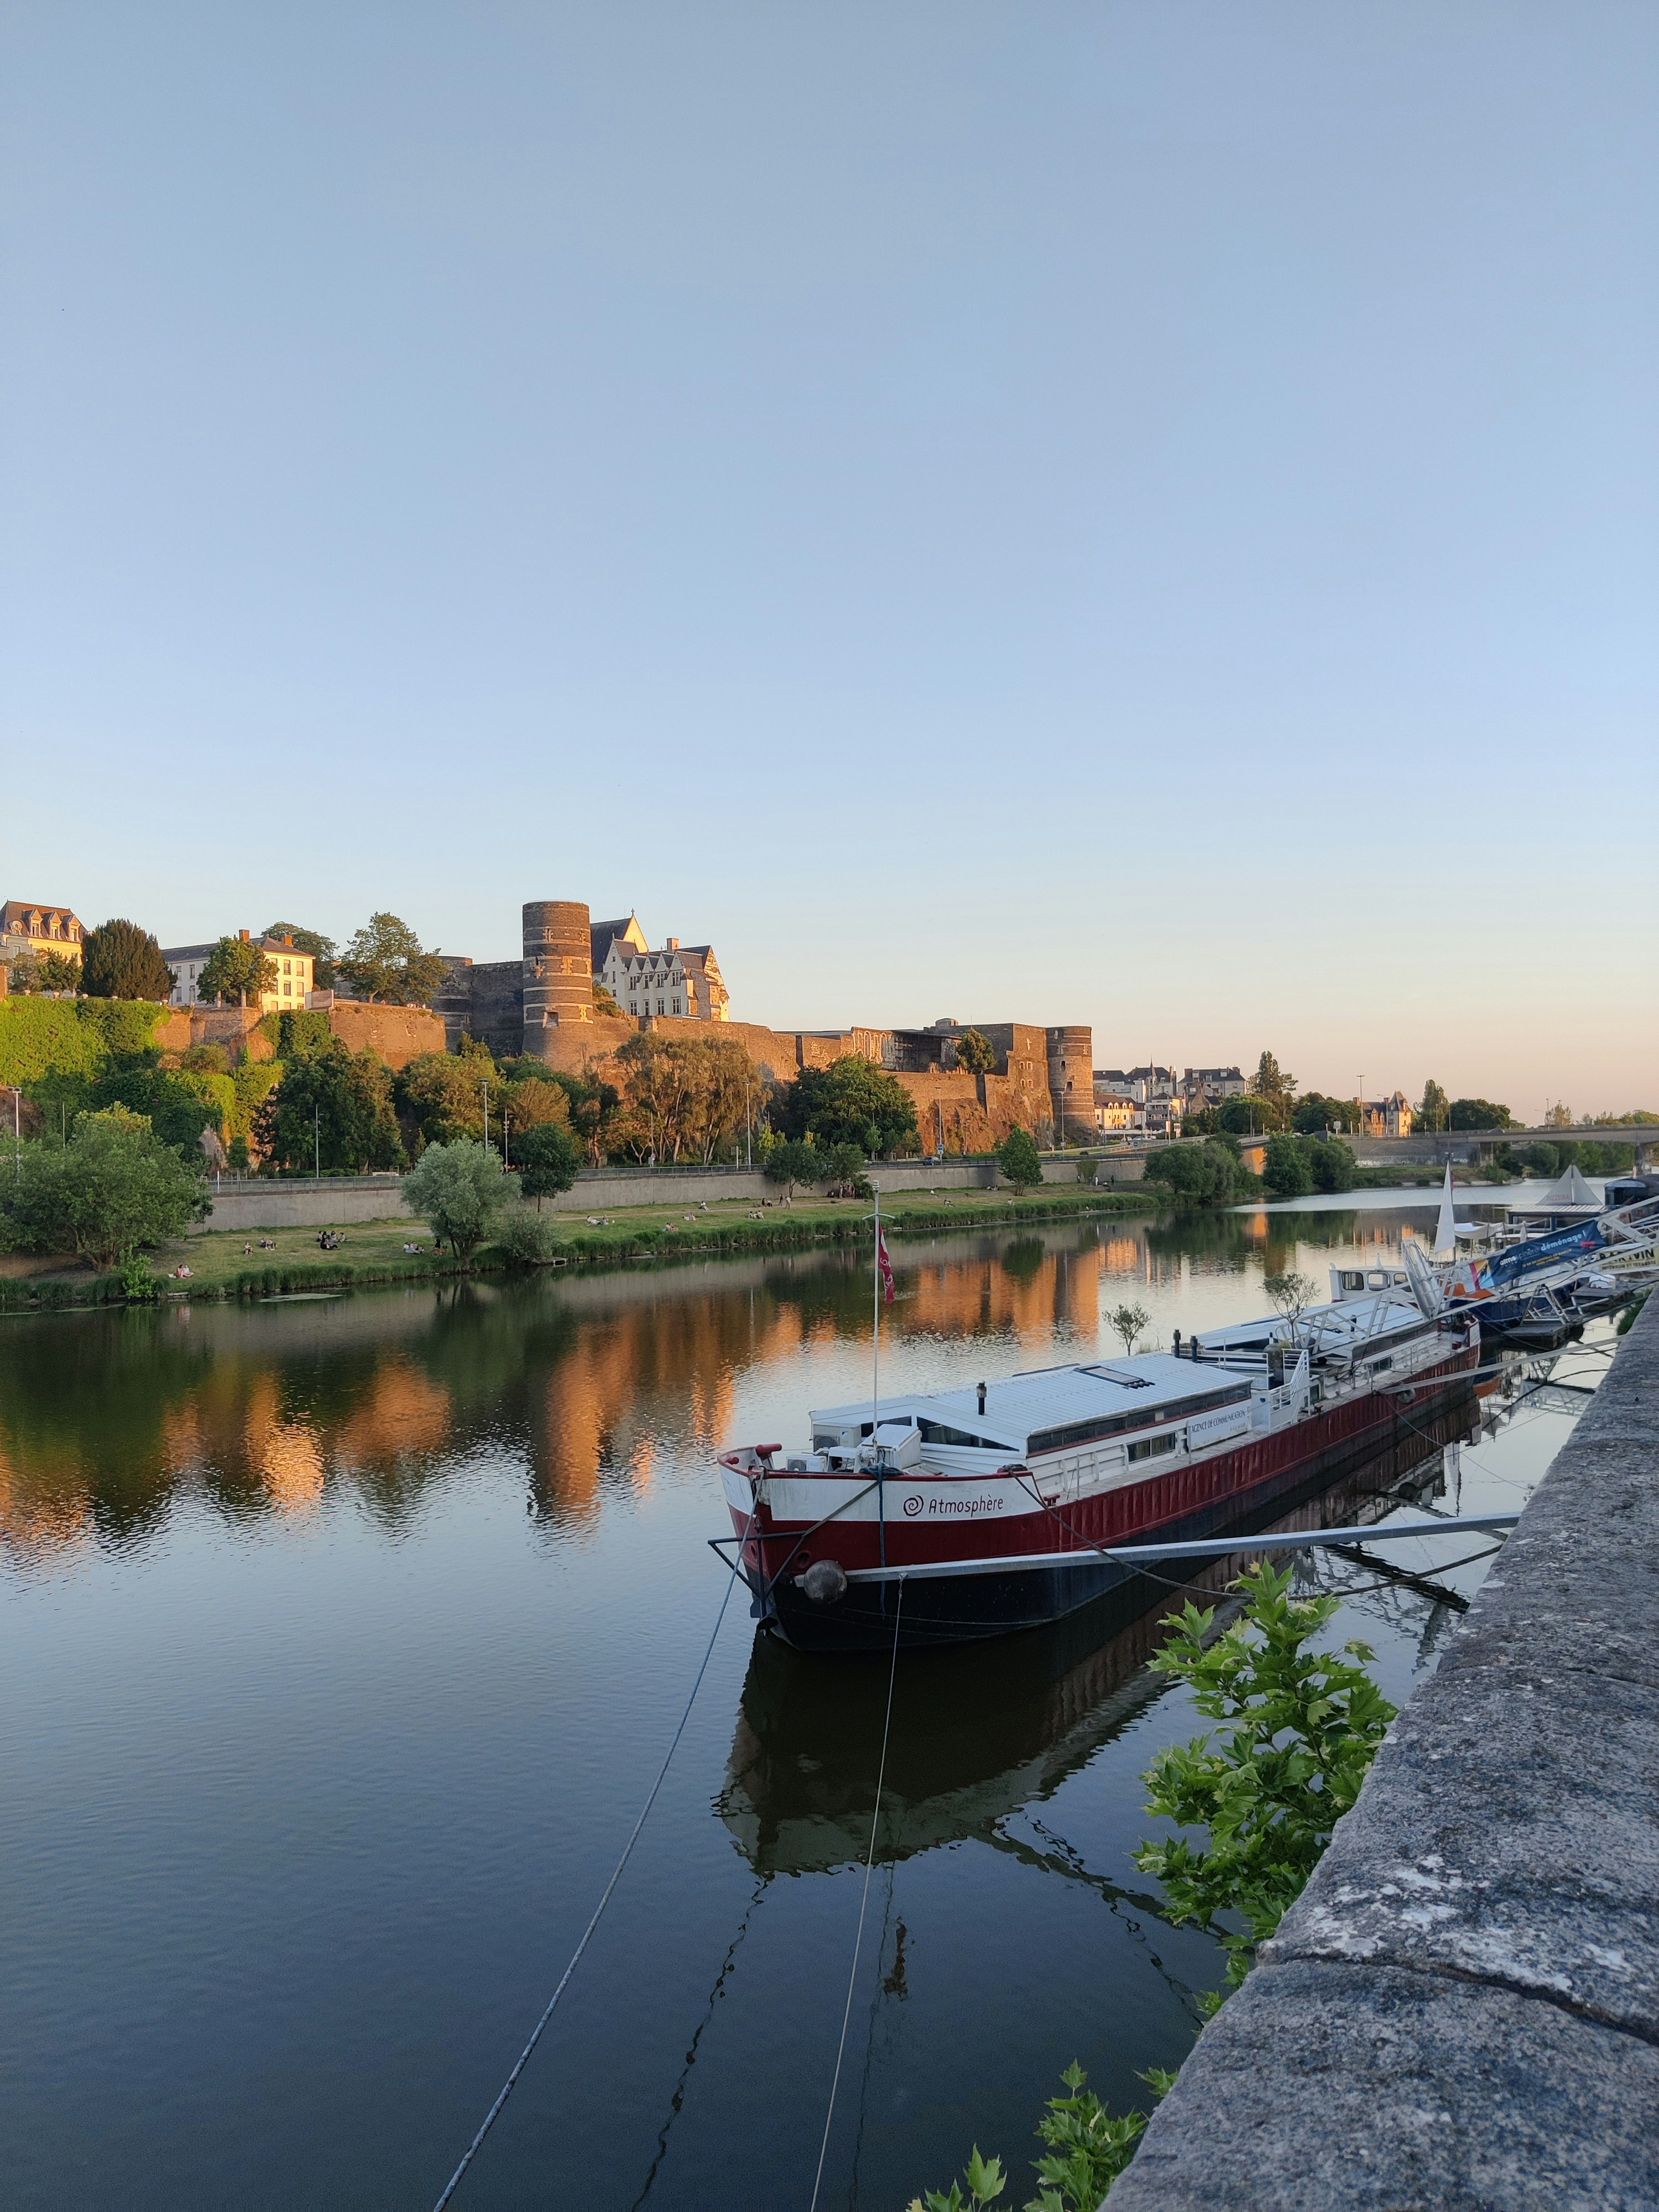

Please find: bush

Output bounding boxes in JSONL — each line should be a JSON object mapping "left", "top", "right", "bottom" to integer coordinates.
{"left": 403, "top": 1138, "right": 517, "bottom": 1260}
{"left": 1073, "top": 1155, "right": 1098, "bottom": 1186}
{"left": 996, "top": 1128, "right": 1044, "bottom": 1191}
{"left": 494, "top": 1207, "right": 559, "bottom": 1266}
{"left": 0, "top": 1109, "right": 210, "bottom": 1265}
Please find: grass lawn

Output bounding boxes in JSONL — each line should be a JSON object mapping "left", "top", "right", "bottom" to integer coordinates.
{"left": 4, "top": 1180, "right": 1162, "bottom": 1308}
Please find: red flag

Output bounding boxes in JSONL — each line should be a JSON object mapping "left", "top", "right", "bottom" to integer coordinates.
{"left": 877, "top": 1228, "right": 894, "bottom": 1305}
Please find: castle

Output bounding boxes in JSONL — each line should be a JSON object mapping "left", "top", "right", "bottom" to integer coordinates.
{"left": 435, "top": 900, "right": 1094, "bottom": 1149}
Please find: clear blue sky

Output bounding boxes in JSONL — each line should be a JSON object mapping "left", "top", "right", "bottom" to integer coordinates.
{"left": 4, "top": 3, "right": 1655, "bottom": 1119}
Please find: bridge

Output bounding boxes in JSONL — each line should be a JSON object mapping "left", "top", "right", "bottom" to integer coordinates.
{"left": 1337, "top": 1124, "right": 1658, "bottom": 1168}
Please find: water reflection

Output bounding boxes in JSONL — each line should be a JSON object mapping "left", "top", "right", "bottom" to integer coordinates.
{"left": 717, "top": 1395, "right": 1474, "bottom": 1879}
{"left": 0, "top": 1206, "right": 1466, "bottom": 1574}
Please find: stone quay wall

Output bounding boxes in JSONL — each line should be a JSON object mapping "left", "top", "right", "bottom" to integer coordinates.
{"left": 1109, "top": 1293, "right": 1659, "bottom": 2212}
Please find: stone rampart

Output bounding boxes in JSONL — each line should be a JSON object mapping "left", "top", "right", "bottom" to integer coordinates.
{"left": 1108, "top": 1294, "right": 1659, "bottom": 2211}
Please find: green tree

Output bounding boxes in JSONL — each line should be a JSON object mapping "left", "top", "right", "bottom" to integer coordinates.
{"left": 614, "top": 1032, "right": 755, "bottom": 1164}
{"left": 398, "top": 1050, "right": 495, "bottom": 1148}
{"left": 1305, "top": 1136, "right": 1355, "bottom": 1193}
{"left": 263, "top": 922, "right": 337, "bottom": 989}
{"left": 1144, "top": 1140, "right": 1245, "bottom": 1207}
{"left": 955, "top": 1029, "right": 997, "bottom": 1076}
{"left": 1262, "top": 1270, "right": 1320, "bottom": 1326}
{"left": 5, "top": 948, "right": 81, "bottom": 994}
{"left": 253, "top": 1043, "right": 405, "bottom": 1172}
{"left": 1107, "top": 1301, "right": 1151, "bottom": 1355}
{"left": 1134, "top": 1563, "right": 1396, "bottom": 1992}
{"left": 335, "top": 912, "right": 449, "bottom": 1005}
{"left": 196, "top": 935, "right": 278, "bottom": 1008}
{"left": 497, "top": 1061, "right": 625, "bottom": 1166}
{"left": 1417, "top": 1079, "right": 1450, "bottom": 1133}
{"left": 90, "top": 1053, "right": 220, "bottom": 1157}
{"left": 0, "top": 1108, "right": 210, "bottom": 1265}
{"left": 1217, "top": 1094, "right": 1274, "bottom": 1136}
{"left": 80, "top": 920, "right": 173, "bottom": 1002}
{"left": 1262, "top": 1134, "right": 1313, "bottom": 1198}
{"left": 775, "top": 1055, "right": 920, "bottom": 1157}
{"left": 403, "top": 1138, "right": 517, "bottom": 1261}
{"left": 1252, "top": 1051, "right": 1296, "bottom": 1125}
{"left": 514, "top": 1120, "right": 581, "bottom": 1207}
{"left": 763, "top": 1138, "right": 827, "bottom": 1197}
{"left": 1292, "top": 1093, "right": 1358, "bottom": 1136}
{"left": 1449, "top": 1097, "right": 1512, "bottom": 1130}
{"left": 996, "top": 1126, "right": 1044, "bottom": 1191}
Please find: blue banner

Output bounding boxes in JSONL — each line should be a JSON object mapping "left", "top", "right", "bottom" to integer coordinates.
{"left": 1485, "top": 1219, "right": 1603, "bottom": 1289}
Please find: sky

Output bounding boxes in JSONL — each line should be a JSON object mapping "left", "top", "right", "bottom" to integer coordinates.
{"left": 3, "top": 2, "right": 1655, "bottom": 1122}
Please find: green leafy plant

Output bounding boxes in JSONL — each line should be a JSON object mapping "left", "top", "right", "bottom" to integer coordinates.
{"left": 996, "top": 1127, "right": 1044, "bottom": 1191}
{"left": 908, "top": 2146, "right": 1008, "bottom": 2211}
{"left": 116, "top": 1248, "right": 160, "bottom": 1301}
{"left": 79, "top": 919, "right": 174, "bottom": 1003}
{"left": 1133, "top": 1562, "right": 1396, "bottom": 1995}
{"left": 912, "top": 2065, "right": 1176, "bottom": 2212}
{"left": 955, "top": 1028, "right": 997, "bottom": 1076}
{"left": 494, "top": 1206, "right": 560, "bottom": 1266}
{"left": 403, "top": 1137, "right": 517, "bottom": 1262}
{"left": 1107, "top": 1301, "right": 1151, "bottom": 1356}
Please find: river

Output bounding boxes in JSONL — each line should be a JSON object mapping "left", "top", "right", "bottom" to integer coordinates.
{"left": 0, "top": 1187, "right": 1611, "bottom": 2209}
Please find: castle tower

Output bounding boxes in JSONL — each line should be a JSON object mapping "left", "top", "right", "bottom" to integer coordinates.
{"left": 1046, "top": 1024, "right": 1093, "bottom": 1145}
{"left": 522, "top": 900, "right": 594, "bottom": 1057}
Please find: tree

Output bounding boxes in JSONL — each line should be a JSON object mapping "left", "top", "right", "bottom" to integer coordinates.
{"left": 5, "top": 948, "right": 81, "bottom": 994}
{"left": 592, "top": 982, "right": 623, "bottom": 1016}
{"left": 196, "top": 935, "right": 278, "bottom": 1008}
{"left": 774, "top": 1056, "right": 920, "bottom": 1157}
{"left": 403, "top": 1138, "right": 517, "bottom": 1261}
{"left": 1292, "top": 1093, "right": 1358, "bottom": 1136}
{"left": 335, "top": 913, "right": 448, "bottom": 1005}
{"left": 614, "top": 1032, "right": 754, "bottom": 1164}
{"left": 1218, "top": 1094, "right": 1274, "bottom": 1136}
{"left": 263, "top": 922, "right": 337, "bottom": 989}
{"left": 1305, "top": 1136, "right": 1355, "bottom": 1193}
{"left": 1417, "top": 1079, "right": 1450, "bottom": 1134}
{"left": 1449, "top": 1097, "right": 1512, "bottom": 1130}
{"left": 1108, "top": 1301, "right": 1152, "bottom": 1355}
{"left": 0, "top": 1108, "right": 209, "bottom": 1266}
{"left": 90, "top": 1052, "right": 220, "bottom": 1157}
{"left": 1253, "top": 1051, "right": 1297, "bottom": 1125}
{"left": 1144, "top": 1141, "right": 1246, "bottom": 1207}
{"left": 80, "top": 920, "right": 173, "bottom": 1002}
{"left": 253, "top": 1042, "right": 405, "bottom": 1171}
{"left": 763, "top": 1139, "right": 826, "bottom": 1198}
{"left": 1545, "top": 1102, "right": 1574, "bottom": 1129}
{"left": 1262, "top": 1134, "right": 1314, "bottom": 1198}
{"left": 1263, "top": 1271, "right": 1320, "bottom": 1327}
{"left": 497, "top": 1061, "right": 627, "bottom": 1166}
{"left": 996, "top": 1126, "right": 1043, "bottom": 1191}
{"left": 955, "top": 1029, "right": 997, "bottom": 1076}
{"left": 398, "top": 1051, "right": 495, "bottom": 1148}
{"left": 515, "top": 1120, "right": 581, "bottom": 1207}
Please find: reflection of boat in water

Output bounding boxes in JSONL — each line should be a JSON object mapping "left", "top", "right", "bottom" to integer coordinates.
{"left": 717, "top": 1397, "right": 1477, "bottom": 1878}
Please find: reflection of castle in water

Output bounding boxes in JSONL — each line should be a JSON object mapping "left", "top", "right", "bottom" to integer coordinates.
{"left": 0, "top": 1211, "right": 1452, "bottom": 1568}
{"left": 716, "top": 1398, "right": 1477, "bottom": 1880}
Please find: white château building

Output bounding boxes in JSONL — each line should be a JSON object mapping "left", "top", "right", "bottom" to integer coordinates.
{"left": 589, "top": 914, "right": 730, "bottom": 1022}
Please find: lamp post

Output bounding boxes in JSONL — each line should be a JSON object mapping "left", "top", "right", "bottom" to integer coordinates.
{"left": 314, "top": 1104, "right": 321, "bottom": 1182}
{"left": 479, "top": 1081, "right": 491, "bottom": 1158}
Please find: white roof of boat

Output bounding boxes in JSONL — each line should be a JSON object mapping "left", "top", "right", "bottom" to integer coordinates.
{"left": 811, "top": 1355, "right": 1247, "bottom": 1448}
{"left": 1197, "top": 1292, "right": 1427, "bottom": 1347}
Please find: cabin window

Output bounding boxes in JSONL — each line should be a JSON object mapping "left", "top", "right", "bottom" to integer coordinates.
{"left": 916, "top": 1418, "right": 996, "bottom": 1449}
{"left": 1339, "top": 1271, "right": 1365, "bottom": 1291}
{"left": 1127, "top": 1433, "right": 1178, "bottom": 1463}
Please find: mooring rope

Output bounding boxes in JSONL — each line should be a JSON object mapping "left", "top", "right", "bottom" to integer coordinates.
{"left": 431, "top": 1514, "right": 755, "bottom": 2210}
{"left": 808, "top": 1579, "right": 906, "bottom": 2212}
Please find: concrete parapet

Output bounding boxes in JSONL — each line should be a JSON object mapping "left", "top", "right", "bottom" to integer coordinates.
{"left": 1109, "top": 1295, "right": 1659, "bottom": 2212}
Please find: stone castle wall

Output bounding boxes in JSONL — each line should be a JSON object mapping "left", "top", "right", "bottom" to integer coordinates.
{"left": 425, "top": 898, "right": 1092, "bottom": 1150}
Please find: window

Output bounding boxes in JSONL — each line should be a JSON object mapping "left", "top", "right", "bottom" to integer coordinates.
{"left": 1127, "top": 1433, "right": 1178, "bottom": 1463}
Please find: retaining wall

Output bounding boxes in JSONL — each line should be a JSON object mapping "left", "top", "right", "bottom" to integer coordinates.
{"left": 1109, "top": 1295, "right": 1659, "bottom": 2211}
{"left": 188, "top": 1154, "right": 1135, "bottom": 1232}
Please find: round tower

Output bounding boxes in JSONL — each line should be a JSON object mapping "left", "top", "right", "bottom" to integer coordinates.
{"left": 522, "top": 901, "right": 593, "bottom": 1055}
{"left": 1046, "top": 1024, "right": 1093, "bottom": 1145}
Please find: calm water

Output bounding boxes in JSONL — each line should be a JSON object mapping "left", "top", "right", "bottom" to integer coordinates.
{"left": 1, "top": 1197, "right": 1609, "bottom": 2210}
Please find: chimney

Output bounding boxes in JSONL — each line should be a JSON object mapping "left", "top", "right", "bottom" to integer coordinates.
{"left": 239, "top": 928, "right": 250, "bottom": 942}
{"left": 666, "top": 937, "right": 679, "bottom": 952}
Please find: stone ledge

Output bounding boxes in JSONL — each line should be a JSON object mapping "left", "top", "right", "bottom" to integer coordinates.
{"left": 1108, "top": 1298, "right": 1659, "bottom": 2209}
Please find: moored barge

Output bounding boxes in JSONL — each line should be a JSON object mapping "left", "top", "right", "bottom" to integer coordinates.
{"left": 717, "top": 1287, "right": 1479, "bottom": 1651}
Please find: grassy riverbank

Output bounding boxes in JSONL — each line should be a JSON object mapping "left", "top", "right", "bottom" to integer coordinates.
{"left": 0, "top": 1183, "right": 1162, "bottom": 1308}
